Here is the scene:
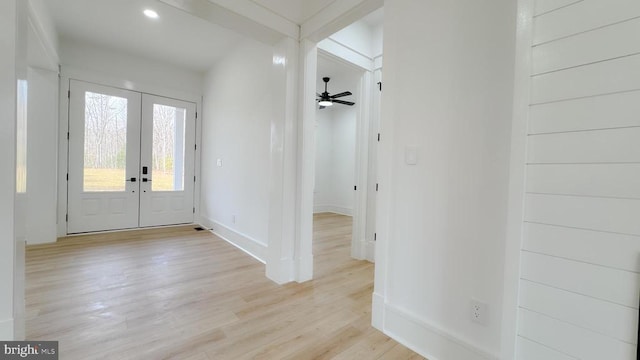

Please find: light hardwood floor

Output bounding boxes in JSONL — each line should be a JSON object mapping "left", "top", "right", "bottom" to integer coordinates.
{"left": 25, "top": 213, "right": 423, "bottom": 359}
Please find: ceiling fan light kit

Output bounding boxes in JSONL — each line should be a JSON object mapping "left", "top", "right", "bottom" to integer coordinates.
{"left": 316, "top": 77, "right": 355, "bottom": 109}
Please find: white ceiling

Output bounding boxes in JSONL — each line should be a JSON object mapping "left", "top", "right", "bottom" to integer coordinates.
{"left": 43, "top": 0, "right": 245, "bottom": 72}
{"left": 42, "top": 0, "right": 382, "bottom": 74}
{"left": 250, "top": 0, "right": 337, "bottom": 24}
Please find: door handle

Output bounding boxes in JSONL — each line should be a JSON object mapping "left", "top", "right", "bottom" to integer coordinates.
{"left": 142, "top": 178, "right": 152, "bottom": 182}
{"left": 126, "top": 177, "right": 137, "bottom": 182}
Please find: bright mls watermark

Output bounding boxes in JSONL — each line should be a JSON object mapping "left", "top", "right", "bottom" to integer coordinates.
{"left": 1, "top": 342, "right": 58, "bottom": 359}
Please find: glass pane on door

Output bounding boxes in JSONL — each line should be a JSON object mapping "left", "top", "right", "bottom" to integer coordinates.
{"left": 83, "top": 91, "right": 128, "bottom": 192}
{"left": 152, "top": 104, "right": 186, "bottom": 191}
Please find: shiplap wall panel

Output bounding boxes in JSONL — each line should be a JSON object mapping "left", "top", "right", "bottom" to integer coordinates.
{"left": 520, "top": 0, "right": 640, "bottom": 357}
{"left": 526, "top": 164, "right": 640, "bottom": 199}
{"left": 525, "top": 193, "right": 640, "bottom": 236}
{"left": 531, "top": 54, "right": 640, "bottom": 104}
{"left": 520, "top": 251, "right": 640, "bottom": 307}
{"left": 519, "top": 280, "right": 638, "bottom": 343}
{"left": 533, "top": 0, "right": 640, "bottom": 45}
{"left": 518, "top": 309, "right": 636, "bottom": 360}
{"left": 529, "top": 90, "right": 640, "bottom": 134}
{"left": 523, "top": 222, "right": 640, "bottom": 272}
{"left": 533, "top": 18, "right": 640, "bottom": 75}
{"left": 527, "top": 128, "right": 640, "bottom": 164}
{"left": 516, "top": 336, "right": 577, "bottom": 360}
{"left": 534, "top": 0, "right": 582, "bottom": 17}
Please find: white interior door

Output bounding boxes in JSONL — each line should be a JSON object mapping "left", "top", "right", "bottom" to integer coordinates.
{"left": 139, "top": 94, "right": 196, "bottom": 227}
{"left": 68, "top": 81, "right": 196, "bottom": 233}
{"left": 68, "top": 80, "right": 142, "bottom": 233}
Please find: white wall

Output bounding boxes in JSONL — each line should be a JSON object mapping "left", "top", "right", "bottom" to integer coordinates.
{"left": 374, "top": 1, "right": 516, "bottom": 359}
{"left": 314, "top": 110, "right": 333, "bottom": 209}
{"left": 59, "top": 38, "right": 203, "bottom": 101}
{"left": 516, "top": 1, "right": 640, "bottom": 359}
{"left": 27, "top": 0, "right": 59, "bottom": 70}
{"left": 0, "top": 0, "right": 29, "bottom": 340}
{"left": 26, "top": 67, "right": 58, "bottom": 245}
{"left": 0, "top": 0, "right": 18, "bottom": 340}
{"left": 314, "top": 106, "right": 357, "bottom": 215}
{"left": 200, "top": 39, "right": 274, "bottom": 261}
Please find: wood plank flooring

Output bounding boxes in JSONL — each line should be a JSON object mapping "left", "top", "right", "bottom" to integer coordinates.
{"left": 25, "top": 213, "right": 423, "bottom": 359}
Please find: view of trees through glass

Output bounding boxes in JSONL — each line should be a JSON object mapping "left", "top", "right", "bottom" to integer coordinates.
{"left": 152, "top": 104, "right": 186, "bottom": 192}
{"left": 83, "top": 91, "right": 128, "bottom": 192}
{"left": 82, "top": 92, "right": 186, "bottom": 192}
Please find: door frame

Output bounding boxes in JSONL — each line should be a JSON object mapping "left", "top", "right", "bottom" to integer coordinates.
{"left": 57, "top": 68, "right": 202, "bottom": 237}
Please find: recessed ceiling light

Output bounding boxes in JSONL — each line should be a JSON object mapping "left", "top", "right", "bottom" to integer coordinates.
{"left": 143, "top": 9, "right": 159, "bottom": 19}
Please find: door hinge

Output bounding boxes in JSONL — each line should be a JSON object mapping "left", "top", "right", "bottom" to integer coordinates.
{"left": 377, "top": 133, "right": 380, "bottom": 142}
{"left": 194, "top": 175, "right": 196, "bottom": 182}
{"left": 195, "top": 144, "right": 197, "bottom": 151}
{"left": 65, "top": 214, "right": 68, "bottom": 222}
{"left": 67, "top": 132, "right": 70, "bottom": 140}
{"left": 193, "top": 207, "right": 196, "bottom": 214}
{"left": 376, "top": 183, "right": 379, "bottom": 192}
{"left": 195, "top": 111, "right": 198, "bottom": 119}
{"left": 374, "top": 233, "right": 377, "bottom": 241}
{"left": 68, "top": 90, "right": 70, "bottom": 99}
{"left": 377, "top": 82, "right": 382, "bottom": 91}
{"left": 354, "top": 186, "right": 357, "bottom": 191}
{"left": 66, "top": 173, "right": 69, "bottom": 181}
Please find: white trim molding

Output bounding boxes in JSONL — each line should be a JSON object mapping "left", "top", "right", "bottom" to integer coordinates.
{"left": 500, "top": 0, "right": 533, "bottom": 359}
{"left": 301, "top": 0, "right": 383, "bottom": 42}
{"left": 318, "top": 38, "right": 373, "bottom": 71}
{"left": 200, "top": 217, "right": 267, "bottom": 264}
{"left": 159, "top": 0, "right": 298, "bottom": 44}
{"left": 383, "top": 304, "right": 500, "bottom": 360}
{"left": 313, "top": 206, "right": 353, "bottom": 216}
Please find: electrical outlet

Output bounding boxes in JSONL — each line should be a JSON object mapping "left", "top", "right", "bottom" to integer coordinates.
{"left": 470, "top": 299, "right": 489, "bottom": 325}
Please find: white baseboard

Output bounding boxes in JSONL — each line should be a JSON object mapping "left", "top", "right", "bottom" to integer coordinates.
{"left": 313, "top": 205, "right": 353, "bottom": 216}
{"left": 266, "top": 257, "right": 296, "bottom": 285}
{"left": 198, "top": 217, "right": 267, "bottom": 264}
{"left": 0, "top": 318, "right": 14, "bottom": 340}
{"left": 372, "top": 292, "right": 385, "bottom": 330}
{"left": 383, "top": 304, "right": 499, "bottom": 360}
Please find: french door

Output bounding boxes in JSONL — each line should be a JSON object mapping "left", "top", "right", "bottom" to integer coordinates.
{"left": 67, "top": 80, "right": 196, "bottom": 233}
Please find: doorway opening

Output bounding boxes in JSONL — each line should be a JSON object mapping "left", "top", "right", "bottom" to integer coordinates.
{"left": 313, "top": 54, "right": 363, "bottom": 276}
{"left": 309, "top": 7, "right": 384, "bottom": 277}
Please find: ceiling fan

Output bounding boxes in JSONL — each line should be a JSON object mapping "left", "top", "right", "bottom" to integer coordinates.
{"left": 316, "top": 77, "right": 355, "bottom": 109}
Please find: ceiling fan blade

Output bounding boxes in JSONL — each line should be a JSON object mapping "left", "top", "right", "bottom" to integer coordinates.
{"left": 332, "top": 100, "right": 355, "bottom": 106}
{"left": 330, "top": 91, "right": 352, "bottom": 99}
